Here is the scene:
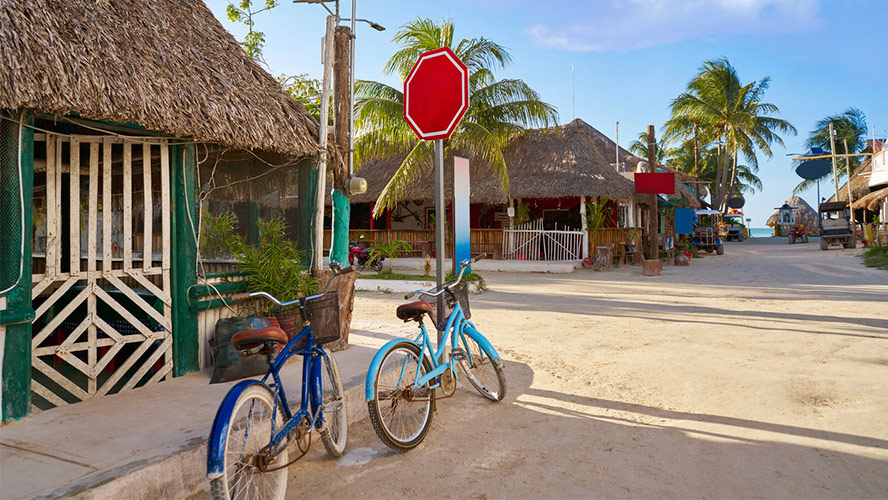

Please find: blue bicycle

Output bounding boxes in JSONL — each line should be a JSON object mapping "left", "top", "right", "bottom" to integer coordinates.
{"left": 206, "top": 264, "right": 352, "bottom": 500}
{"left": 365, "top": 255, "right": 506, "bottom": 451}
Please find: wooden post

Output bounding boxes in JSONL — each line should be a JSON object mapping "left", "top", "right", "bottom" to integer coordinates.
{"left": 646, "top": 125, "right": 658, "bottom": 260}
{"left": 330, "top": 25, "right": 352, "bottom": 266}
{"left": 829, "top": 122, "right": 840, "bottom": 200}
{"left": 844, "top": 139, "right": 855, "bottom": 227}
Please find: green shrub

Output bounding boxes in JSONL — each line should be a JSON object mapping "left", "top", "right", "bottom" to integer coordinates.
{"left": 226, "top": 217, "right": 318, "bottom": 316}
{"left": 862, "top": 246, "right": 888, "bottom": 271}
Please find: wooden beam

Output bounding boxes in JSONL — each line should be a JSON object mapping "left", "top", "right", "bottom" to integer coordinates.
{"left": 69, "top": 137, "right": 80, "bottom": 277}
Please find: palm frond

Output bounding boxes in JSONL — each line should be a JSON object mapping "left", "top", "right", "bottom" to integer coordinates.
{"left": 373, "top": 141, "right": 434, "bottom": 215}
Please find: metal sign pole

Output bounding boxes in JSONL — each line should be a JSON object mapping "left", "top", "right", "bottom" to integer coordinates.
{"left": 434, "top": 138, "right": 445, "bottom": 345}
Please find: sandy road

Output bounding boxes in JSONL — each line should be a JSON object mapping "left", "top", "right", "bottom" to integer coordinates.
{"left": 278, "top": 237, "right": 887, "bottom": 499}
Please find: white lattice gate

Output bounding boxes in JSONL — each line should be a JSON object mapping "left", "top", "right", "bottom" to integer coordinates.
{"left": 502, "top": 219, "right": 585, "bottom": 261}
{"left": 31, "top": 134, "right": 173, "bottom": 410}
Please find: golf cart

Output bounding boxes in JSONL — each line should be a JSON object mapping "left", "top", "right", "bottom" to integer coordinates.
{"left": 775, "top": 203, "right": 808, "bottom": 244}
{"left": 692, "top": 209, "right": 725, "bottom": 255}
{"left": 818, "top": 201, "right": 855, "bottom": 250}
{"left": 723, "top": 211, "right": 746, "bottom": 241}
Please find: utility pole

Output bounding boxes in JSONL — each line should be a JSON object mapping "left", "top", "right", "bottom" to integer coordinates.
{"left": 615, "top": 121, "right": 619, "bottom": 171}
{"left": 646, "top": 125, "right": 658, "bottom": 260}
{"left": 313, "top": 15, "right": 335, "bottom": 270}
{"left": 330, "top": 23, "right": 352, "bottom": 265}
{"left": 829, "top": 122, "right": 840, "bottom": 199}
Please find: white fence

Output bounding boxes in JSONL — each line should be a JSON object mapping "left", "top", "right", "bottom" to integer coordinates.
{"left": 502, "top": 220, "right": 585, "bottom": 261}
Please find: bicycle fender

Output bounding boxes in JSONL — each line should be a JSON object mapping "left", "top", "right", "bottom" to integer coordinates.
{"left": 365, "top": 339, "right": 417, "bottom": 401}
{"left": 461, "top": 323, "right": 505, "bottom": 370}
{"left": 206, "top": 379, "right": 266, "bottom": 479}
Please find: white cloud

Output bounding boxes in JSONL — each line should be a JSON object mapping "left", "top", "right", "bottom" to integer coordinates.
{"left": 523, "top": 0, "right": 821, "bottom": 52}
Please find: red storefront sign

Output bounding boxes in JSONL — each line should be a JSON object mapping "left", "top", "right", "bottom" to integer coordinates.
{"left": 634, "top": 172, "right": 675, "bottom": 194}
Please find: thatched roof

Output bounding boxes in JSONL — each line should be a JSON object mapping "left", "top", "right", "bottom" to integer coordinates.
{"left": 828, "top": 159, "right": 872, "bottom": 203}
{"left": 852, "top": 186, "right": 888, "bottom": 212}
{"left": 353, "top": 119, "right": 642, "bottom": 204}
{"left": 0, "top": 0, "right": 318, "bottom": 156}
{"left": 766, "top": 195, "right": 819, "bottom": 233}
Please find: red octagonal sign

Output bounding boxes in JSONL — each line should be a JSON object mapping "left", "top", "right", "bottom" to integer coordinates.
{"left": 403, "top": 47, "right": 469, "bottom": 141}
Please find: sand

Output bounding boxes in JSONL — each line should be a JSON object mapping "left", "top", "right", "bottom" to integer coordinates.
{"left": 283, "top": 237, "right": 888, "bottom": 499}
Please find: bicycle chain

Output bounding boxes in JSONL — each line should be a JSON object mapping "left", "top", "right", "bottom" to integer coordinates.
{"left": 256, "top": 417, "right": 312, "bottom": 472}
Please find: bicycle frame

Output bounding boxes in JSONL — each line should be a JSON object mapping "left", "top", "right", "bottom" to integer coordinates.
{"left": 206, "top": 325, "right": 333, "bottom": 479}
{"left": 364, "top": 300, "right": 504, "bottom": 401}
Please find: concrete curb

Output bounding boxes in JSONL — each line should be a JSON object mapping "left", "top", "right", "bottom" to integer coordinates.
{"left": 65, "top": 377, "right": 373, "bottom": 500}
{"left": 355, "top": 279, "right": 484, "bottom": 294}
{"left": 10, "top": 322, "right": 417, "bottom": 500}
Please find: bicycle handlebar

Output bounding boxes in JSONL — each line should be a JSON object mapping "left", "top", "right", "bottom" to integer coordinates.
{"left": 403, "top": 253, "right": 485, "bottom": 300}
{"left": 230, "top": 262, "right": 354, "bottom": 307}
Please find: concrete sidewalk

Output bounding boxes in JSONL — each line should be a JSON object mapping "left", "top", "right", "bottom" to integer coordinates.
{"left": 0, "top": 320, "right": 416, "bottom": 500}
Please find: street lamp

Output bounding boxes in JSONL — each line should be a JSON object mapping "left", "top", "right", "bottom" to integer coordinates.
{"left": 293, "top": 0, "right": 383, "bottom": 184}
{"left": 341, "top": 10, "right": 384, "bottom": 184}
{"left": 293, "top": 0, "right": 383, "bottom": 268}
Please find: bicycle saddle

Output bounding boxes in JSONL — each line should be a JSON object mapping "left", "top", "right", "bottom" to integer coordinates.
{"left": 396, "top": 301, "right": 433, "bottom": 322}
{"left": 231, "top": 327, "right": 289, "bottom": 351}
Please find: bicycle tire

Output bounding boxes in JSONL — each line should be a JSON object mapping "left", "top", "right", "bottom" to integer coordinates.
{"left": 319, "top": 351, "right": 347, "bottom": 457}
{"left": 210, "top": 384, "right": 288, "bottom": 500}
{"left": 367, "top": 342, "right": 435, "bottom": 451}
{"left": 457, "top": 332, "right": 506, "bottom": 402}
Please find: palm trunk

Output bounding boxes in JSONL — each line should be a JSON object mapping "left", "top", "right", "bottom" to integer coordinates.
{"left": 728, "top": 150, "right": 738, "bottom": 197}
{"left": 718, "top": 132, "right": 731, "bottom": 211}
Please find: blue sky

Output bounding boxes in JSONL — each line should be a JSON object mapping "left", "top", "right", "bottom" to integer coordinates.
{"left": 205, "top": 0, "right": 887, "bottom": 226}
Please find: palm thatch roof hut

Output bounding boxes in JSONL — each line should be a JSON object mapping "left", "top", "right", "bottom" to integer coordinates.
{"left": 766, "top": 195, "right": 820, "bottom": 235}
{"left": 0, "top": 0, "right": 324, "bottom": 419}
{"left": 0, "top": 0, "right": 318, "bottom": 155}
{"left": 353, "top": 119, "right": 642, "bottom": 204}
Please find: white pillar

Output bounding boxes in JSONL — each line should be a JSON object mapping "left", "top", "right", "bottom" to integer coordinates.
{"left": 580, "top": 195, "right": 588, "bottom": 259}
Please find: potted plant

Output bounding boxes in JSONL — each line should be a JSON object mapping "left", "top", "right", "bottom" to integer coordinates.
{"left": 586, "top": 196, "right": 613, "bottom": 247}
{"left": 225, "top": 217, "right": 318, "bottom": 317}
{"left": 368, "top": 240, "right": 413, "bottom": 273}
{"left": 624, "top": 228, "right": 641, "bottom": 253}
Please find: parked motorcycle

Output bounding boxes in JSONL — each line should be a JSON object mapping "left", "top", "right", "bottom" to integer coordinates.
{"left": 348, "top": 241, "right": 383, "bottom": 272}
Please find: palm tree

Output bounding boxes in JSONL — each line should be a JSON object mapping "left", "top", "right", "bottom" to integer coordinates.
{"left": 666, "top": 58, "right": 795, "bottom": 210}
{"left": 354, "top": 18, "right": 559, "bottom": 216}
{"left": 793, "top": 107, "right": 868, "bottom": 194}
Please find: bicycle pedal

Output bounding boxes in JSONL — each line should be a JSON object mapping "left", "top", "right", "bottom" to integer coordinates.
{"left": 450, "top": 348, "right": 467, "bottom": 361}
{"left": 324, "top": 400, "right": 343, "bottom": 412}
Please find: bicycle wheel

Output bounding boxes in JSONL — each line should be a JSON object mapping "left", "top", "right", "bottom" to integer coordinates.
{"left": 457, "top": 331, "right": 507, "bottom": 402}
{"left": 367, "top": 342, "right": 435, "bottom": 451}
{"left": 210, "top": 384, "right": 288, "bottom": 500}
{"left": 318, "top": 351, "right": 347, "bottom": 457}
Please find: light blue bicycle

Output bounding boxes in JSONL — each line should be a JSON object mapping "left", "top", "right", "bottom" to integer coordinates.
{"left": 365, "top": 255, "right": 506, "bottom": 451}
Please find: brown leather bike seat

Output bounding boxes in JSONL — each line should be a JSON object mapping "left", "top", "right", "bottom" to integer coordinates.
{"left": 231, "top": 327, "right": 289, "bottom": 351}
{"left": 396, "top": 301, "right": 433, "bottom": 322}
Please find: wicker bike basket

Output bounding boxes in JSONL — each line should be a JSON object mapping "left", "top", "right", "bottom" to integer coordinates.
{"left": 420, "top": 282, "right": 470, "bottom": 330}
{"left": 273, "top": 291, "right": 341, "bottom": 349}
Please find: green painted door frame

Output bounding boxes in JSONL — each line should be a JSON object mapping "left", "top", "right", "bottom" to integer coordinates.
{"left": 170, "top": 142, "right": 199, "bottom": 376}
{"left": 1, "top": 109, "right": 34, "bottom": 422}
